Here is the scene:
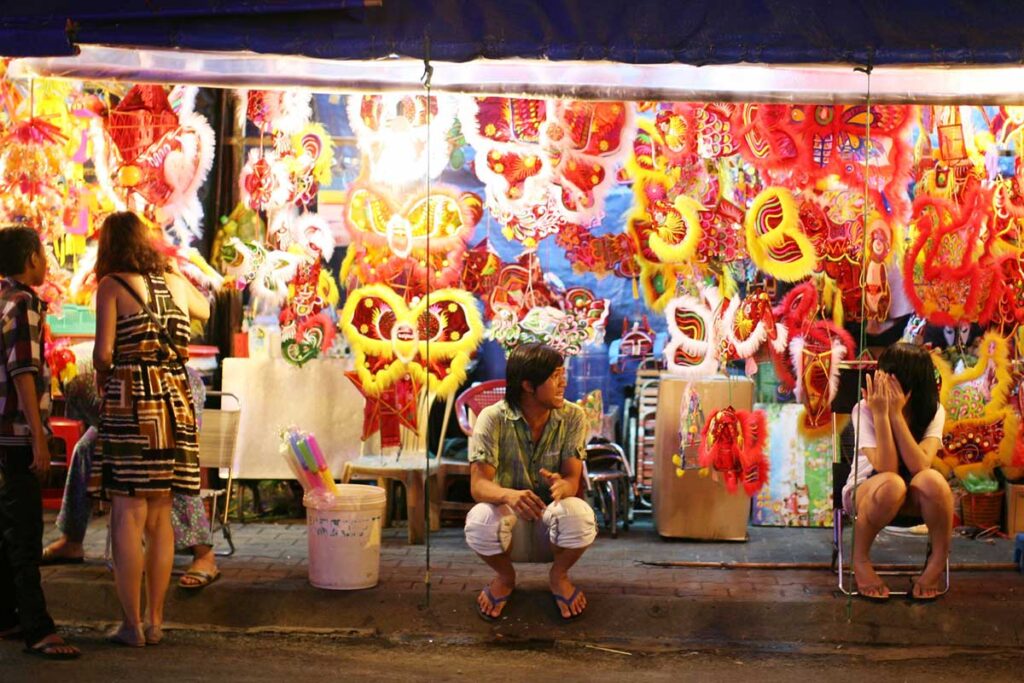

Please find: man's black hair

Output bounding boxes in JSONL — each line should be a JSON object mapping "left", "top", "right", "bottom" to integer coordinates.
{"left": 0, "top": 226, "right": 42, "bottom": 276}
{"left": 505, "top": 343, "right": 564, "bottom": 410}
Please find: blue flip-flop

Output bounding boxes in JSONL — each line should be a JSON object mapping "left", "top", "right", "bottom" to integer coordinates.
{"left": 553, "top": 586, "right": 586, "bottom": 621}
{"left": 476, "top": 585, "right": 511, "bottom": 622}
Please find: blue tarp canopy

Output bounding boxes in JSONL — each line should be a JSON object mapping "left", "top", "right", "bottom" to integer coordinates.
{"left": 0, "top": 0, "right": 1020, "bottom": 66}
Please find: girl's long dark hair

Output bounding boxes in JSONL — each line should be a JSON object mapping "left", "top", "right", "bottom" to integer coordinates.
{"left": 877, "top": 343, "right": 940, "bottom": 441}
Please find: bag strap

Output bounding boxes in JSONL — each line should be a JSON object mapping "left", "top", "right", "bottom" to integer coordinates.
{"left": 108, "top": 274, "right": 187, "bottom": 367}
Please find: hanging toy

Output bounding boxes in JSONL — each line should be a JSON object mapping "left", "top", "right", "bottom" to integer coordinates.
{"left": 698, "top": 407, "right": 770, "bottom": 495}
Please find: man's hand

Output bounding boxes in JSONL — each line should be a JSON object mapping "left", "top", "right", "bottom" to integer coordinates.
{"left": 502, "top": 488, "right": 546, "bottom": 520}
{"left": 30, "top": 433, "right": 50, "bottom": 479}
{"left": 539, "top": 468, "right": 575, "bottom": 502}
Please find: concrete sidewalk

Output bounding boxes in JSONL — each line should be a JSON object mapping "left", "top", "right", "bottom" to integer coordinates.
{"left": 40, "top": 514, "right": 1023, "bottom": 652}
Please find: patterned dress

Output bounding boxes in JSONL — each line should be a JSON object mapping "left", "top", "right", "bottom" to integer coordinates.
{"left": 96, "top": 274, "right": 200, "bottom": 497}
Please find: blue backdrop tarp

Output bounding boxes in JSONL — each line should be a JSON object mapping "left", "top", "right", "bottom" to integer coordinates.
{"left": 2, "top": 1, "right": 1024, "bottom": 66}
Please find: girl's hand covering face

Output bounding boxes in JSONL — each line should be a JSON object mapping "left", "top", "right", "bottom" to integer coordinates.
{"left": 886, "top": 374, "right": 908, "bottom": 415}
{"left": 863, "top": 371, "right": 891, "bottom": 414}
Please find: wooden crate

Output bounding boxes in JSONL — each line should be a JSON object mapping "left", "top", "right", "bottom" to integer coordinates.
{"left": 1007, "top": 483, "right": 1024, "bottom": 536}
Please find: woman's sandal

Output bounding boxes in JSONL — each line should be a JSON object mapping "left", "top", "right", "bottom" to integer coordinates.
{"left": 144, "top": 624, "right": 163, "bottom": 645}
{"left": 107, "top": 623, "right": 145, "bottom": 648}
{"left": 179, "top": 569, "right": 221, "bottom": 590}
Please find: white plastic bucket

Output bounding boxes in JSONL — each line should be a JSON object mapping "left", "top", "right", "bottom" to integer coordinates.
{"left": 304, "top": 484, "right": 387, "bottom": 590}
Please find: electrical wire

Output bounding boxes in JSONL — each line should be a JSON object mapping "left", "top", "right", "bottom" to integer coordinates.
{"left": 421, "top": 37, "right": 434, "bottom": 609}
{"left": 846, "top": 62, "right": 874, "bottom": 618}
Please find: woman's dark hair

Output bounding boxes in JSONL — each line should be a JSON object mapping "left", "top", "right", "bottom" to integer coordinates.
{"left": 505, "top": 343, "right": 564, "bottom": 410}
{"left": 94, "top": 212, "right": 167, "bottom": 280}
{"left": 877, "top": 342, "right": 940, "bottom": 441}
{"left": 0, "top": 226, "right": 42, "bottom": 276}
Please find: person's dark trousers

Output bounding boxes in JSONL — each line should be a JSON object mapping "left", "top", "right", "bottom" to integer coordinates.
{"left": 0, "top": 446, "right": 56, "bottom": 647}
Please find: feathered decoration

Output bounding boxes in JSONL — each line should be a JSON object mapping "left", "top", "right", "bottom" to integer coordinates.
{"left": 791, "top": 321, "right": 856, "bottom": 435}
{"left": 698, "top": 406, "right": 770, "bottom": 495}
{"left": 745, "top": 187, "right": 818, "bottom": 282}
{"left": 932, "top": 331, "right": 1017, "bottom": 479}
{"left": 339, "top": 283, "right": 484, "bottom": 399}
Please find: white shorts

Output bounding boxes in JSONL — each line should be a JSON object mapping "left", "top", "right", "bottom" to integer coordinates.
{"left": 464, "top": 497, "right": 598, "bottom": 557}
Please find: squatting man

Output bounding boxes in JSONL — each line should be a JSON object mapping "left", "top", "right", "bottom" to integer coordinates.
{"left": 464, "top": 343, "right": 597, "bottom": 621}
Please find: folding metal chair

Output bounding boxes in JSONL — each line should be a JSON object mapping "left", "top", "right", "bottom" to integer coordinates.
{"left": 104, "top": 391, "right": 242, "bottom": 563}
{"left": 584, "top": 440, "right": 635, "bottom": 538}
{"left": 198, "top": 391, "right": 241, "bottom": 557}
{"left": 830, "top": 365, "right": 950, "bottom": 596}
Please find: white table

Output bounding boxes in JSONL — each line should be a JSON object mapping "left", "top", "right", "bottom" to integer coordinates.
{"left": 222, "top": 357, "right": 364, "bottom": 480}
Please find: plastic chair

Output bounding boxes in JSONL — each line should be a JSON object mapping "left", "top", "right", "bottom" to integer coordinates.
{"left": 455, "top": 380, "right": 506, "bottom": 437}
{"left": 43, "top": 417, "right": 85, "bottom": 510}
{"left": 584, "top": 440, "right": 635, "bottom": 538}
{"left": 198, "top": 391, "right": 241, "bottom": 557}
{"left": 49, "top": 417, "right": 85, "bottom": 462}
{"left": 436, "top": 381, "right": 508, "bottom": 525}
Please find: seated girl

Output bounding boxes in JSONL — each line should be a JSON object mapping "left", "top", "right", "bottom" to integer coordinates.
{"left": 841, "top": 343, "right": 952, "bottom": 601}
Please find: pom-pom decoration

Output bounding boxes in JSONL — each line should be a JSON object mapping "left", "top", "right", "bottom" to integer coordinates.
{"left": 461, "top": 96, "right": 635, "bottom": 243}
{"left": 555, "top": 223, "right": 640, "bottom": 280}
{"left": 239, "top": 148, "right": 293, "bottom": 213}
{"left": 790, "top": 321, "right": 856, "bottom": 435}
{"left": 933, "top": 332, "right": 1017, "bottom": 479}
{"left": 490, "top": 290, "right": 608, "bottom": 358}
{"left": 339, "top": 284, "right": 484, "bottom": 399}
{"left": 663, "top": 288, "right": 720, "bottom": 379}
{"left": 349, "top": 94, "right": 456, "bottom": 192}
{"left": 744, "top": 187, "right": 818, "bottom": 282}
{"left": 697, "top": 406, "right": 770, "bottom": 495}
{"left": 903, "top": 185, "right": 1006, "bottom": 326}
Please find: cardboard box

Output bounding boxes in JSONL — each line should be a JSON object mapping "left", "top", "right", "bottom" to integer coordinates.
{"left": 653, "top": 375, "right": 753, "bottom": 540}
{"left": 1007, "top": 483, "right": 1024, "bottom": 536}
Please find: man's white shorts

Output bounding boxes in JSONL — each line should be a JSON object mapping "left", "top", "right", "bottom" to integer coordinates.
{"left": 464, "top": 497, "right": 598, "bottom": 557}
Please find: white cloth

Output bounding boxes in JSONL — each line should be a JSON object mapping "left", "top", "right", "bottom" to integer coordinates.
{"left": 841, "top": 400, "right": 946, "bottom": 511}
{"left": 464, "top": 498, "right": 597, "bottom": 557}
{"left": 221, "top": 357, "right": 364, "bottom": 479}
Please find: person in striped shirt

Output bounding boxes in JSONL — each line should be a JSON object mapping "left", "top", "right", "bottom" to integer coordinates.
{"left": 0, "top": 226, "right": 79, "bottom": 659}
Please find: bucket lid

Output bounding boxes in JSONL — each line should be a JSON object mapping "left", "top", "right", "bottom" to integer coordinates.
{"left": 304, "top": 484, "right": 387, "bottom": 511}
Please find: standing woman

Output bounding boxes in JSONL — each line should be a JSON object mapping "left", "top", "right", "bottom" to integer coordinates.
{"left": 841, "top": 343, "right": 952, "bottom": 601}
{"left": 92, "top": 212, "right": 210, "bottom": 645}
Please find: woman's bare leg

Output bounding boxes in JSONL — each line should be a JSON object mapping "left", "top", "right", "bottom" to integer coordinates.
{"left": 852, "top": 472, "right": 907, "bottom": 598}
{"left": 908, "top": 469, "right": 953, "bottom": 598}
{"left": 110, "top": 495, "right": 147, "bottom": 628}
{"left": 143, "top": 495, "right": 174, "bottom": 629}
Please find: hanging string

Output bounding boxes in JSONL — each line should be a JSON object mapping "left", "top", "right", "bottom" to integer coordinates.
{"left": 421, "top": 36, "right": 434, "bottom": 609}
{"left": 846, "top": 62, "right": 874, "bottom": 618}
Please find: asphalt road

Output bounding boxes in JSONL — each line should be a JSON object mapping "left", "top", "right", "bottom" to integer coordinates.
{"left": 1, "top": 629, "right": 1021, "bottom": 682}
